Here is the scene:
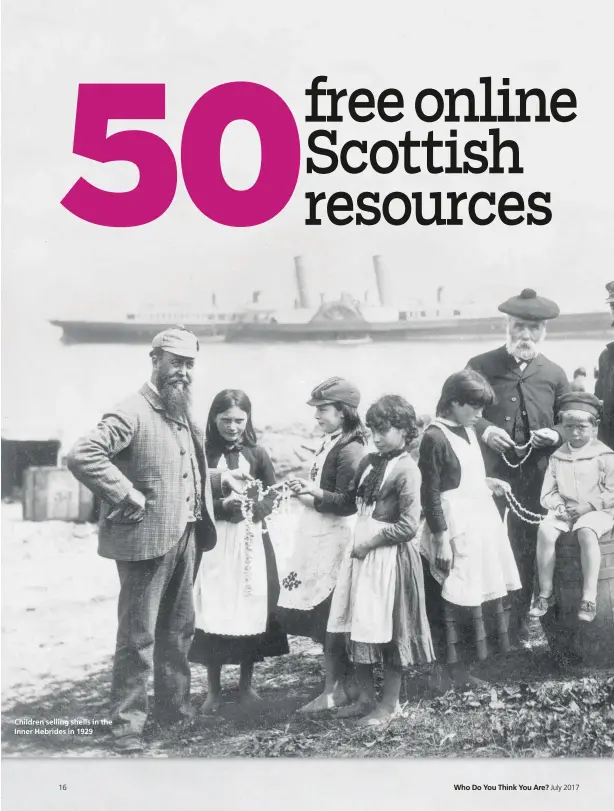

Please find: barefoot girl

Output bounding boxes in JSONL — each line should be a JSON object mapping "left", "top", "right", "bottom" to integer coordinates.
{"left": 277, "top": 377, "right": 367, "bottom": 712}
{"left": 326, "top": 395, "right": 435, "bottom": 726}
{"left": 418, "top": 370, "right": 521, "bottom": 687}
{"left": 190, "top": 390, "right": 288, "bottom": 712}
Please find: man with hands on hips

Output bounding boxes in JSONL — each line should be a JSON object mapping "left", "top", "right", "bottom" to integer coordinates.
{"left": 67, "top": 327, "right": 251, "bottom": 752}
{"left": 467, "top": 289, "right": 570, "bottom": 646}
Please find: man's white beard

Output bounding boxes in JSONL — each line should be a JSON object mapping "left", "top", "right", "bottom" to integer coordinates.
{"left": 506, "top": 333, "right": 544, "bottom": 362}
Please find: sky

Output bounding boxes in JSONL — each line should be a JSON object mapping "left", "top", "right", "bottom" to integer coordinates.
{"left": 2, "top": 0, "right": 613, "bottom": 346}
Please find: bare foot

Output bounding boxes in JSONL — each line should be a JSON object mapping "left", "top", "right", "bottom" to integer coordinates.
{"left": 354, "top": 703, "right": 401, "bottom": 728}
{"left": 199, "top": 693, "right": 222, "bottom": 715}
{"left": 335, "top": 699, "right": 376, "bottom": 719}
{"left": 298, "top": 691, "right": 348, "bottom": 714}
{"left": 238, "top": 687, "right": 263, "bottom": 705}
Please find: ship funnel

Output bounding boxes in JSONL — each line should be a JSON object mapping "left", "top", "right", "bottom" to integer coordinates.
{"left": 252, "top": 291, "right": 261, "bottom": 304}
{"left": 294, "top": 256, "right": 312, "bottom": 309}
{"left": 373, "top": 255, "right": 393, "bottom": 307}
{"left": 436, "top": 286, "right": 444, "bottom": 305}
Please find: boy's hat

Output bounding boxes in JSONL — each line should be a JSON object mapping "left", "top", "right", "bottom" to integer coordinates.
{"left": 307, "top": 377, "right": 360, "bottom": 408}
{"left": 498, "top": 288, "right": 560, "bottom": 320}
{"left": 605, "top": 281, "right": 614, "bottom": 303}
{"left": 151, "top": 326, "right": 199, "bottom": 358}
{"left": 558, "top": 392, "right": 601, "bottom": 418}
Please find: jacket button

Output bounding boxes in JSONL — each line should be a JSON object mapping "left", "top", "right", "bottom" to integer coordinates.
{"left": 186, "top": 496, "right": 190, "bottom": 502}
{"left": 177, "top": 426, "right": 182, "bottom": 431}
{"left": 183, "top": 473, "right": 188, "bottom": 479}
{"left": 511, "top": 397, "right": 517, "bottom": 402}
{"left": 522, "top": 411, "right": 527, "bottom": 416}
{"left": 505, "top": 416, "right": 511, "bottom": 421}
{"left": 180, "top": 449, "right": 186, "bottom": 455}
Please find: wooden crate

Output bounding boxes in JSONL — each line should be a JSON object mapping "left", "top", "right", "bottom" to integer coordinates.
{"left": 22, "top": 466, "right": 95, "bottom": 522}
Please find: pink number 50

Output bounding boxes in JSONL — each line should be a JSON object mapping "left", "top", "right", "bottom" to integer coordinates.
{"left": 61, "top": 82, "right": 301, "bottom": 228}
{"left": 61, "top": 84, "right": 177, "bottom": 227}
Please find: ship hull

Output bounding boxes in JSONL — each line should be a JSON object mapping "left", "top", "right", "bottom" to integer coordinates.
{"left": 225, "top": 311, "right": 611, "bottom": 342}
{"left": 49, "top": 320, "right": 233, "bottom": 344}
{"left": 50, "top": 311, "right": 611, "bottom": 344}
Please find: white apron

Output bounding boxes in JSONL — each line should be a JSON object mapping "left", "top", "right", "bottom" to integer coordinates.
{"left": 194, "top": 453, "right": 268, "bottom": 635}
{"left": 327, "top": 458, "right": 400, "bottom": 643}
{"left": 418, "top": 421, "right": 521, "bottom": 607}
{"left": 278, "top": 434, "right": 354, "bottom": 611}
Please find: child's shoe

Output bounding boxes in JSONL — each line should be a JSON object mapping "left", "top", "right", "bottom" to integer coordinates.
{"left": 577, "top": 600, "right": 596, "bottom": 622}
{"left": 529, "top": 594, "right": 555, "bottom": 618}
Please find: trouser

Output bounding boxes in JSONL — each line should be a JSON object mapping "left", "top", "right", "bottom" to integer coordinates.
{"left": 111, "top": 524, "right": 196, "bottom": 738}
{"left": 495, "top": 459, "right": 545, "bottom": 637}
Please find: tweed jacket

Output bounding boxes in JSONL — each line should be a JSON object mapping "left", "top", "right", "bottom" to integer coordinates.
{"left": 67, "top": 384, "right": 220, "bottom": 561}
{"left": 467, "top": 346, "right": 570, "bottom": 478}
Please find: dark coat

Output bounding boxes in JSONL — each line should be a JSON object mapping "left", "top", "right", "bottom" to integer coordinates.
{"left": 467, "top": 346, "right": 570, "bottom": 479}
{"left": 312, "top": 435, "right": 367, "bottom": 514}
{"left": 595, "top": 342, "right": 614, "bottom": 450}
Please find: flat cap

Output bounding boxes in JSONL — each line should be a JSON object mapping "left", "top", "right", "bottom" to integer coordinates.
{"left": 498, "top": 288, "right": 560, "bottom": 321}
{"left": 605, "top": 281, "right": 614, "bottom": 303}
{"left": 307, "top": 376, "right": 361, "bottom": 409}
{"left": 558, "top": 391, "right": 601, "bottom": 418}
{"left": 151, "top": 326, "right": 199, "bottom": 359}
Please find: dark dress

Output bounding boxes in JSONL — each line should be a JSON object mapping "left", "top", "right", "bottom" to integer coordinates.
{"left": 189, "top": 443, "right": 289, "bottom": 666}
{"left": 418, "top": 424, "right": 513, "bottom": 665}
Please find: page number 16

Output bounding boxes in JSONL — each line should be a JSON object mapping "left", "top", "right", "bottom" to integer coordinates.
{"left": 60, "top": 83, "right": 301, "bottom": 228}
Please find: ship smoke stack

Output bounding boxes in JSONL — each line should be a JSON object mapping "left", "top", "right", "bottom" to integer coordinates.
{"left": 212, "top": 293, "right": 217, "bottom": 307}
{"left": 252, "top": 291, "right": 261, "bottom": 304}
{"left": 436, "top": 286, "right": 444, "bottom": 305}
{"left": 294, "top": 256, "right": 312, "bottom": 309}
{"left": 373, "top": 255, "right": 393, "bottom": 307}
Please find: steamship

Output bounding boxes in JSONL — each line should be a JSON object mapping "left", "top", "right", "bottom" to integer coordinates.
{"left": 49, "top": 257, "right": 610, "bottom": 344}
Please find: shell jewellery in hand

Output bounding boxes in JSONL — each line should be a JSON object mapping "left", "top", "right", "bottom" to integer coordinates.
{"left": 504, "top": 490, "right": 544, "bottom": 525}
{"left": 499, "top": 436, "right": 533, "bottom": 469}
{"left": 237, "top": 482, "right": 293, "bottom": 595}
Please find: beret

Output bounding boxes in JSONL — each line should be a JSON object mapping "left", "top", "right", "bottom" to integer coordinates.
{"left": 558, "top": 391, "right": 601, "bottom": 418}
{"left": 151, "top": 326, "right": 199, "bottom": 359}
{"left": 498, "top": 288, "right": 560, "bottom": 320}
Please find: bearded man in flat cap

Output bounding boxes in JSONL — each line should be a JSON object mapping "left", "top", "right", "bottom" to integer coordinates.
{"left": 67, "top": 327, "right": 248, "bottom": 752}
{"left": 595, "top": 281, "right": 614, "bottom": 450}
{"left": 467, "top": 290, "right": 570, "bottom": 646}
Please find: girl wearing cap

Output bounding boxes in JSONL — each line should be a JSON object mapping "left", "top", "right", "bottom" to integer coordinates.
{"left": 418, "top": 370, "right": 521, "bottom": 688}
{"left": 190, "top": 389, "right": 289, "bottom": 713}
{"left": 325, "top": 395, "right": 435, "bottom": 726}
{"left": 530, "top": 392, "right": 614, "bottom": 623}
{"left": 277, "top": 377, "right": 367, "bottom": 712}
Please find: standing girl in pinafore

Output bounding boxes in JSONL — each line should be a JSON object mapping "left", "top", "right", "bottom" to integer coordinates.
{"left": 326, "top": 395, "right": 435, "bottom": 726}
{"left": 190, "top": 390, "right": 288, "bottom": 713}
{"left": 419, "top": 370, "right": 521, "bottom": 687}
{"left": 278, "top": 377, "right": 367, "bottom": 712}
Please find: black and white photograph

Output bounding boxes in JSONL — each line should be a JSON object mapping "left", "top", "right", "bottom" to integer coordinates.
{"left": 1, "top": 0, "right": 613, "bottom": 807}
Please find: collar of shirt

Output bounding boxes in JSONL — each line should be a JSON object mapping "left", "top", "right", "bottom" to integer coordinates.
{"left": 505, "top": 348, "right": 529, "bottom": 371}
{"left": 147, "top": 380, "right": 160, "bottom": 396}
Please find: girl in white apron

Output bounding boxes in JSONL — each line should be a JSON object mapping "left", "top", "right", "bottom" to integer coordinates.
{"left": 418, "top": 370, "right": 521, "bottom": 687}
{"left": 190, "top": 390, "right": 288, "bottom": 714}
{"left": 277, "top": 377, "right": 367, "bottom": 712}
{"left": 326, "top": 395, "right": 435, "bottom": 727}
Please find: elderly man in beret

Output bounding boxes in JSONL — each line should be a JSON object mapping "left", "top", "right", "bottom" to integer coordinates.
{"left": 67, "top": 327, "right": 249, "bottom": 752}
{"left": 595, "top": 281, "right": 614, "bottom": 450}
{"left": 467, "top": 289, "right": 570, "bottom": 647}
